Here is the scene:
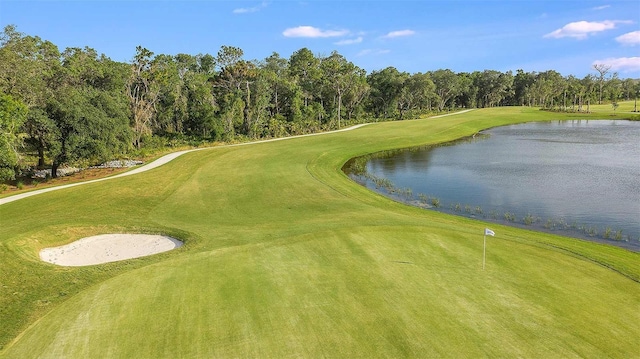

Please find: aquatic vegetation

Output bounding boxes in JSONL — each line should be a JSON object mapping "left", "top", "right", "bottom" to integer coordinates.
{"left": 614, "top": 230, "right": 623, "bottom": 241}
{"left": 503, "top": 212, "right": 515, "bottom": 222}
{"left": 523, "top": 213, "right": 535, "bottom": 225}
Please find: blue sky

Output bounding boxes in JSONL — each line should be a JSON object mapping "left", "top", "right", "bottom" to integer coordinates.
{"left": 1, "top": 0, "right": 638, "bottom": 78}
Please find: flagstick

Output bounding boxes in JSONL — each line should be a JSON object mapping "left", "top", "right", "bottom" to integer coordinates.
{"left": 482, "top": 234, "right": 486, "bottom": 270}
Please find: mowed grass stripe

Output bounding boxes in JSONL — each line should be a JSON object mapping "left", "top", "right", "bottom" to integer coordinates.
{"left": 1, "top": 107, "right": 639, "bottom": 357}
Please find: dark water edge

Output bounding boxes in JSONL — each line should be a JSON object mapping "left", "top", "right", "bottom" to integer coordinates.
{"left": 343, "top": 130, "right": 640, "bottom": 253}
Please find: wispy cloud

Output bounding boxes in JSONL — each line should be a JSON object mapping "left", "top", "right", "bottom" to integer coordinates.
{"left": 616, "top": 31, "right": 640, "bottom": 46}
{"left": 282, "top": 26, "right": 348, "bottom": 38}
{"left": 233, "top": 1, "right": 268, "bottom": 14}
{"left": 544, "top": 20, "right": 632, "bottom": 39}
{"left": 357, "top": 49, "right": 390, "bottom": 56}
{"left": 593, "top": 57, "right": 640, "bottom": 72}
{"left": 592, "top": 5, "right": 611, "bottom": 10}
{"left": 334, "top": 37, "right": 363, "bottom": 45}
{"left": 381, "top": 29, "right": 416, "bottom": 39}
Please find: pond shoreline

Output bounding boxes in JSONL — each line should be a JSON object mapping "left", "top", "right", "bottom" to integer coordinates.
{"left": 347, "top": 173, "right": 640, "bottom": 252}
{"left": 344, "top": 120, "right": 640, "bottom": 252}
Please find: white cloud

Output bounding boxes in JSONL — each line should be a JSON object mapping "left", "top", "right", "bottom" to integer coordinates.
{"left": 381, "top": 29, "right": 416, "bottom": 39}
{"left": 592, "top": 5, "right": 611, "bottom": 10}
{"left": 544, "top": 20, "right": 632, "bottom": 39}
{"left": 334, "top": 37, "right": 363, "bottom": 45}
{"left": 282, "top": 26, "right": 349, "bottom": 38}
{"left": 592, "top": 57, "right": 640, "bottom": 72}
{"left": 357, "top": 49, "right": 390, "bottom": 56}
{"left": 233, "top": 1, "right": 268, "bottom": 14}
{"left": 616, "top": 31, "right": 640, "bottom": 46}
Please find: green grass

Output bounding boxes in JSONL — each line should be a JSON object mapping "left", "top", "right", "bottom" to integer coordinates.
{"left": 1, "top": 106, "right": 639, "bottom": 358}
{"left": 599, "top": 99, "right": 639, "bottom": 112}
{"left": 569, "top": 99, "right": 639, "bottom": 114}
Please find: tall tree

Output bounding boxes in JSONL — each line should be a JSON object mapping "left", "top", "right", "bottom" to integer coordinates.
{"left": 214, "top": 46, "right": 257, "bottom": 136}
{"left": 620, "top": 78, "right": 637, "bottom": 101}
{"left": 581, "top": 75, "right": 596, "bottom": 113}
{"left": 474, "top": 70, "right": 513, "bottom": 108}
{"left": 320, "top": 51, "right": 364, "bottom": 128}
{"left": 398, "top": 72, "right": 435, "bottom": 118}
{"left": 0, "top": 25, "right": 59, "bottom": 108}
{"left": 343, "top": 71, "right": 370, "bottom": 121}
{"left": 127, "top": 46, "right": 159, "bottom": 149}
{"left": 152, "top": 54, "right": 185, "bottom": 134}
{"left": 430, "top": 69, "right": 462, "bottom": 111}
{"left": 0, "top": 94, "right": 27, "bottom": 181}
{"left": 288, "top": 48, "right": 321, "bottom": 110}
{"left": 593, "top": 63, "right": 611, "bottom": 105}
{"left": 366, "top": 67, "right": 405, "bottom": 118}
{"left": 43, "top": 46, "right": 131, "bottom": 176}
{"left": 566, "top": 75, "right": 585, "bottom": 111}
{"left": 512, "top": 70, "right": 535, "bottom": 106}
{"left": 455, "top": 72, "right": 477, "bottom": 108}
{"left": 607, "top": 74, "right": 622, "bottom": 113}
{"left": 634, "top": 81, "right": 640, "bottom": 113}
{"left": 0, "top": 25, "right": 62, "bottom": 168}
{"left": 172, "top": 53, "right": 219, "bottom": 138}
{"left": 261, "top": 52, "right": 289, "bottom": 118}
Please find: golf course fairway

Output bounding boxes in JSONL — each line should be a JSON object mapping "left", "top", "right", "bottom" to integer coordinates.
{"left": 1, "top": 107, "right": 638, "bottom": 358}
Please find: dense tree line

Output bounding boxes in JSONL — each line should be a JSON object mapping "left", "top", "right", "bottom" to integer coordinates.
{"left": 1, "top": 25, "right": 638, "bottom": 181}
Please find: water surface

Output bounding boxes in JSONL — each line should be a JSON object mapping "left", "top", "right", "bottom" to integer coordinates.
{"left": 346, "top": 120, "right": 640, "bottom": 250}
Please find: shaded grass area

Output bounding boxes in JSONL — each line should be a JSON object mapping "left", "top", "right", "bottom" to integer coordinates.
{"left": 1, "top": 107, "right": 639, "bottom": 357}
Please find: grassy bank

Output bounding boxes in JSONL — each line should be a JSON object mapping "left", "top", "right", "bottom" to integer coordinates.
{"left": 1, "top": 106, "right": 638, "bottom": 358}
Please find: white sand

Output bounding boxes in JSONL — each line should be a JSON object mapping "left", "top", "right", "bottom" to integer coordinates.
{"left": 39, "top": 234, "right": 183, "bottom": 266}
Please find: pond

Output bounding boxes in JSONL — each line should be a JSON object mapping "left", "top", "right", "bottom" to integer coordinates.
{"left": 344, "top": 120, "right": 640, "bottom": 251}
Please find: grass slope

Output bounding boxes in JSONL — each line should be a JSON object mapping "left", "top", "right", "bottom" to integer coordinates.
{"left": 1, "top": 107, "right": 639, "bottom": 358}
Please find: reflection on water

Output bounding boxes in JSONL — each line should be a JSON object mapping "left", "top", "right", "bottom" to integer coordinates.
{"left": 345, "top": 120, "right": 640, "bottom": 251}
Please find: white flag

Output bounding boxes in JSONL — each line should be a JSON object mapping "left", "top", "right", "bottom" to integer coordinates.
{"left": 485, "top": 228, "right": 495, "bottom": 236}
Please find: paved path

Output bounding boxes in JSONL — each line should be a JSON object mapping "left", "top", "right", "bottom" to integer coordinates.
{"left": 429, "top": 109, "right": 474, "bottom": 118}
{"left": 0, "top": 110, "right": 473, "bottom": 206}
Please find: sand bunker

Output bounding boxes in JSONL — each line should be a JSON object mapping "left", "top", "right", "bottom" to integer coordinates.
{"left": 39, "top": 234, "right": 183, "bottom": 266}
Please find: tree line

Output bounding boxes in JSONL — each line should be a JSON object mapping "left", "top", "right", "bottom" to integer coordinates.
{"left": 1, "top": 25, "right": 638, "bottom": 181}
